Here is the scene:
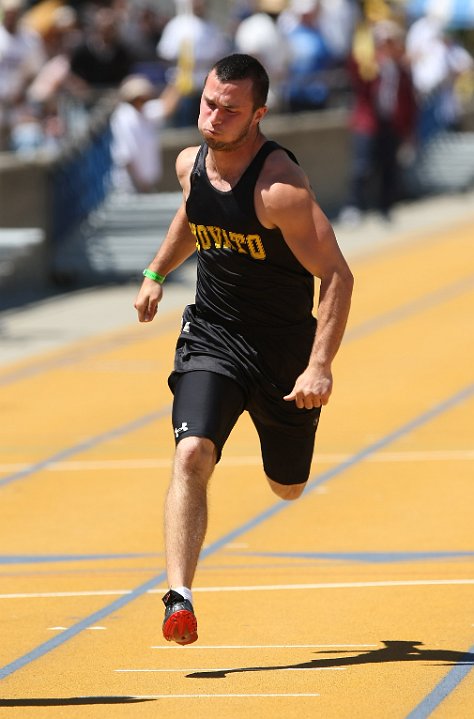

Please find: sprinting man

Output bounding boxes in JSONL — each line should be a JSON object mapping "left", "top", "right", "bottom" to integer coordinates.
{"left": 134, "top": 53, "right": 354, "bottom": 645}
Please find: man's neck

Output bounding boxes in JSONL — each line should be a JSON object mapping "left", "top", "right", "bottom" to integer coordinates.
{"left": 205, "top": 131, "right": 266, "bottom": 189}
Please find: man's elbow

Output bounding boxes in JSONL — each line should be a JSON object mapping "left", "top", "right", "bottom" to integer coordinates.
{"left": 338, "top": 265, "right": 354, "bottom": 296}
{"left": 345, "top": 268, "right": 355, "bottom": 293}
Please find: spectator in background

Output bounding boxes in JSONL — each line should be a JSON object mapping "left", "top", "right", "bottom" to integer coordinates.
{"left": 441, "top": 31, "right": 474, "bottom": 132}
{"left": 405, "top": 9, "right": 450, "bottom": 144}
{"left": 69, "top": 6, "right": 133, "bottom": 93}
{"left": 118, "top": 0, "right": 169, "bottom": 78}
{"left": 0, "top": 0, "right": 46, "bottom": 150}
{"left": 283, "top": 0, "right": 334, "bottom": 111}
{"left": 10, "top": 3, "right": 106, "bottom": 155}
{"left": 110, "top": 74, "right": 180, "bottom": 193}
{"left": 406, "top": 10, "right": 474, "bottom": 144}
{"left": 234, "top": 0, "right": 290, "bottom": 111}
{"left": 156, "top": 0, "right": 229, "bottom": 127}
{"left": 318, "top": 0, "right": 361, "bottom": 63}
{"left": 340, "top": 19, "right": 417, "bottom": 225}
{"left": 27, "top": 5, "right": 83, "bottom": 98}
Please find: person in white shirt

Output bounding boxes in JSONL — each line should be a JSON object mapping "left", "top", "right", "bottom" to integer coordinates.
{"left": 405, "top": 9, "right": 467, "bottom": 143}
{"left": 234, "top": 0, "right": 290, "bottom": 110}
{"left": 110, "top": 74, "right": 180, "bottom": 193}
{"left": 0, "top": 0, "right": 46, "bottom": 149}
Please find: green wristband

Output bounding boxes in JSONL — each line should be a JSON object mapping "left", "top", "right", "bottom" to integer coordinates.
{"left": 143, "top": 268, "right": 166, "bottom": 284}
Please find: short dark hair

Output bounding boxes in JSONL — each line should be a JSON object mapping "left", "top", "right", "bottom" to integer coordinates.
{"left": 211, "top": 54, "right": 269, "bottom": 110}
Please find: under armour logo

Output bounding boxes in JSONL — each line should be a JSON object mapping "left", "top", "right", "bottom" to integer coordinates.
{"left": 182, "top": 321, "right": 191, "bottom": 333}
{"left": 174, "top": 422, "right": 188, "bottom": 438}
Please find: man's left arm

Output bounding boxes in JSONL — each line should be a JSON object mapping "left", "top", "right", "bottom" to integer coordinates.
{"left": 286, "top": 242, "right": 353, "bottom": 409}
{"left": 262, "top": 170, "right": 354, "bottom": 409}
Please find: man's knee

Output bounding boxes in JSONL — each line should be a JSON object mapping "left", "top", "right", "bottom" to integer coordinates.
{"left": 175, "top": 436, "right": 217, "bottom": 476}
{"left": 266, "top": 476, "right": 306, "bottom": 501}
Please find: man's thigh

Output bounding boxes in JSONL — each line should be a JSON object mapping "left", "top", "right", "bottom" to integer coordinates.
{"left": 250, "top": 406, "right": 321, "bottom": 486}
{"left": 171, "top": 371, "right": 246, "bottom": 462}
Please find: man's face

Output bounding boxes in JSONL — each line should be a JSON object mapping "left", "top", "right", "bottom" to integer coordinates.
{"left": 198, "top": 70, "right": 267, "bottom": 152}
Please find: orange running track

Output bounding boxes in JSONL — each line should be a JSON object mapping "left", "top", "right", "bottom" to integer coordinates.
{"left": 0, "top": 199, "right": 473, "bottom": 718}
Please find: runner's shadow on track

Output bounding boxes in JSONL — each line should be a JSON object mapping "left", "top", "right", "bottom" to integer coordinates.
{"left": 187, "top": 640, "right": 474, "bottom": 679}
{"left": 0, "top": 697, "right": 155, "bottom": 706}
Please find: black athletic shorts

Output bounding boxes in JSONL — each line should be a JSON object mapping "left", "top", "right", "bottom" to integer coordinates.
{"left": 168, "top": 304, "right": 321, "bottom": 486}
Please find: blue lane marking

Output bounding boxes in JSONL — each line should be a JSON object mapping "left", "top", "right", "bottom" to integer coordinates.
{"left": 0, "top": 382, "right": 472, "bottom": 682}
{"left": 223, "top": 551, "right": 474, "bottom": 564}
{"left": 0, "top": 408, "right": 170, "bottom": 490}
{"left": 405, "top": 645, "right": 474, "bottom": 719}
{"left": 0, "top": 553, "right": 160, "bottom": 565}
{"left": 3, "top": 550, "right": 472, "bottom": 572}
{"left": 3, "top": 551, "right": 473, "bottom": 566}
{"left": 0, "top": 572, "right": 167, "bottom": 681}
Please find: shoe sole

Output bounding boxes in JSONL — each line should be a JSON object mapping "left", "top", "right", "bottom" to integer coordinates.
{"left": 163, "top": 609, "right": 198, "bottom": 645}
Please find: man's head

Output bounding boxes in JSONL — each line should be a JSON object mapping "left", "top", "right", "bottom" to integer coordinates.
{"left": 198, "top": 54, "right": 269, "bottom": 152}
{"left": 211, "top": 54, "right": 269, "bottom": 111}
{"left": 119, "top": 75, "right": 155, "bottom": 108}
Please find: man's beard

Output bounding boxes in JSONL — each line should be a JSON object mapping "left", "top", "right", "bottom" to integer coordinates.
{"left": 201, "top": 119, "right": 256, "bottom": 152}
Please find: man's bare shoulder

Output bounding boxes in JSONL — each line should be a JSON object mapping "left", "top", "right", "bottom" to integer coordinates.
{"left": 257, "top": 146, "right": 313, "bottom": 215}
{"left": 176, "top": 145, "right": 200, "bottom": 191}
{"left": 261, "top": 147, "right": 310, "bottom": 192}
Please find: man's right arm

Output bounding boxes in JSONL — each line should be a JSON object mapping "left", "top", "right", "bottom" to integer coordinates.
{"left": 134, "top": 147, "right": 198, "bottom": 323}
{"left": 134, "top": 202, "right": 196, "bottom": 322}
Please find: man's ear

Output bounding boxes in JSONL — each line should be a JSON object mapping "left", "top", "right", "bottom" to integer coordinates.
{"left": 254, "top": 105, "right": 268, "bottom": 124}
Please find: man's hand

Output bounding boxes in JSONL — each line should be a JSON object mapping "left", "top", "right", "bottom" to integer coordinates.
{"left": 134, "top": 278, "right": 164, "bottom": 322}
{"left": 283, "top": 365, "right": 333, "bottom": 409}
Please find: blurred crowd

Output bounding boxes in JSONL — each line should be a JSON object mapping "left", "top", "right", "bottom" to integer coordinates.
{"left": 1, "top": 0, "right": 473, "bottom": 197}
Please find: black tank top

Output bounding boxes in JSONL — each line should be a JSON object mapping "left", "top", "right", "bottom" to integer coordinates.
{"left": 186, "top": 140, "right": 315, "bottom": 332}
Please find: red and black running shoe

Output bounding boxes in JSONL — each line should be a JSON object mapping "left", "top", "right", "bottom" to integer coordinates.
{"left": 162, "top": 589, "right": 198, "bottom": 645}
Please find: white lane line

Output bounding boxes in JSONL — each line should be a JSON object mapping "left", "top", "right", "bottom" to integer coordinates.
{"left": 1, "top": 450, "right": 473, "bottom": 473}
{"left": 189, "top": 580, "right": 474, "bottom": 592}
{"left": 116, "top": 667, "right": 343, "bottom": 673}
{"left": 2, "top": 579, "right": 474, "bottom": 600}
{"left": 150, "top": 644, "right": 377, "bottom": 650}
{"left": 116, "top": 668, "right": 343, "bottom": 673}
{"left": 129, "top": 694, "right": 321, "bottom": 698}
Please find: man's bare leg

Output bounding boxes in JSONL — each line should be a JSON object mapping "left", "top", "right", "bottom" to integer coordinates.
{"left": 162, "top": 436, "right": 216, "bottom": 644}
